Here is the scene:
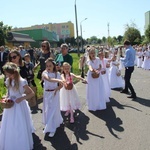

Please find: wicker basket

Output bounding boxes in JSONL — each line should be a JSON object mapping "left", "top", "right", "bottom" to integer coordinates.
{"left": 65, "top": 83, "right": 73, "bottom": 90}
{"left": 106, "top": 63, "right": 110, "bottom": 68}
{"left": 101, "top": 68, "right": 106, "bottom": 75}
{"left": 116, "top": 70, "right": 121, "bottom": 76}
{"left": 0, "top": 99, "right": 14, "bottom": 109}
{"left": 91, "top": 72, "right": 100, "bottom": 78}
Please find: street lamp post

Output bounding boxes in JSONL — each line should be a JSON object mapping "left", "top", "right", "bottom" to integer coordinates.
{"left": 80, "top": 18, "right": 87, "bottom": 53}
{"left": 80, "top": 18, "right": 87, "bottom": 78}
{"left": 74, "top": 0, "right": 80, "bottom": 57}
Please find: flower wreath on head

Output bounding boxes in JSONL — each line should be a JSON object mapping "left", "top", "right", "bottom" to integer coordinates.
{"left": 3, "top": 63, "right": 20, "bottom": 73}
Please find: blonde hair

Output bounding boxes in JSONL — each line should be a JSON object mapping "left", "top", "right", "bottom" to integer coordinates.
{"left": 62, "top": 62, "right": 71, "bottom": 68}
{"left": 62, "top": 62, "right": 71, "bottom": 77}
{"left": 88, "top": 46, "right": 96, "bottom": 61}
{"left": 3, "top": 62, "right": 20, "bottom": 90}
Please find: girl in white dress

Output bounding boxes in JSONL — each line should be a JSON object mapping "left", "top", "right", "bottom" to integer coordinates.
{"left": 86, "top": 47, "right": 106, "bottom": 111}
{"left": 109, "top": 56, "right": 124, "bottom": 89}
{"left": 60, "top": 62, "right": 87, "bottom": 123}
{"left": 98, "top": 51, "right": 111, "bottom": 102}
{"left": 137, "top": 48, "right": 143, "bottom": 68}
{"left": 42, "top": 58, "right": 63, "bottom": 137}
{"left": 142, "top": 48, "right": 150, "bottom": 70}
{"left": 0, "top": 62, "right": 35, "bottom": 150}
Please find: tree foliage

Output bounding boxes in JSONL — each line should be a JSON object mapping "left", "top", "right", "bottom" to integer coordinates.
{"left": 0, "top": 21, "right": 11, "bottom": 46}
{"left": 123, "top": 23, "right": 141, "bottom": 45}
{"left": 102, "top": 36, "right": 106, "bottom": 44}
{"left": 145, "top": 24, "right": 150, "bottom": 43}
{"left": 117, "top": 35, "right": 123, "bottom": 44}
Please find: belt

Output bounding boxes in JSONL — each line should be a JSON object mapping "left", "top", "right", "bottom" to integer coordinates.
{"left": 45, "top": 89, "right": 55, "bottom": 92}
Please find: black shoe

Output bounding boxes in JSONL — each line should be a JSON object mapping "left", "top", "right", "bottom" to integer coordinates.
{"left": 127, "top": 95, "right": 136, "bottom": 99}
{"left": 120, "top": 90, "right": 129, "bottom": 94}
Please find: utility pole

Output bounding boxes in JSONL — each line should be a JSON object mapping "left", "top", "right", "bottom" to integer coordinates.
{"left": 74, "top": 0, "right": 80, "bottom": 57}
{"left": 107, "top": 22, "right": 110, "bottom": 37}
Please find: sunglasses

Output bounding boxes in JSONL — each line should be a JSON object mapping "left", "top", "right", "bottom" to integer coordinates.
{"left": 42, "top": 45, "right": 46, "bottom": 48}
{"left": 10, "top": 55, "right": 17, "bottom": 60}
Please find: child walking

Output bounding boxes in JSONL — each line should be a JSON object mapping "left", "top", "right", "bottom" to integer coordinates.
{"left": 42, "top": 58, "right": 63, "bottom": 137}
{"left": 86, "top": 47, "right": 107, "bottom": 111}
{"left": 109, "top": 55, "right": 125, "bottom": 89}
{"left": 24, "top": 53, "right": 37, "bottom": 107}
{"left": 0, "top": 62, "right": 35, "bottom": 150}
{"left": 60, "top": 62, "right": 87, "bottom": 123}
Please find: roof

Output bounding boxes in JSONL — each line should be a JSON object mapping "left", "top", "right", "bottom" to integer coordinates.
{"left": 7, "top": 32, "right": 35, "bottom": 42}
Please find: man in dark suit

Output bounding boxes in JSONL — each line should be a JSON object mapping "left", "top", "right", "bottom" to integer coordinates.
{"left": 0, "top": 46, "right": 9, "bottom": 75}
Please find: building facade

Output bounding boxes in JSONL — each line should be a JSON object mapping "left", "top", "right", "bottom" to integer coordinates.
{"left": 6, "top": 32, "right": 35, "bottom": 48}
{"left": 13, "top": 21, "right": 75, "bottom": 40}
{"left": 145, "top": 11, "right": 150, "bottom": 30}
{"left": 14, "top": 29, "right": 58, "bottom": 48}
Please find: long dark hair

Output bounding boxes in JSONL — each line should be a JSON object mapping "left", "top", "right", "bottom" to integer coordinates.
{"left": 45, "top": 57, "right": 57, "bottom": 73}
{"left": 41, "top": 41, "right": 51, "bottom": 52}
{"left": 8, "top": 50, "right": 23, "bottom": 66}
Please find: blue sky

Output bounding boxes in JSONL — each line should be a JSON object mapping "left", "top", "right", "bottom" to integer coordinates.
{"left": 1, "top": 0, "right": 150, "bottom": 39}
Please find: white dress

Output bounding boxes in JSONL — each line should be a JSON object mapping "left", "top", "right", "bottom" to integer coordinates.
{"left": 42, "top": 71, "right": 63, "bottom": 134}
{"left": 109, "top": 61, "right": 125, "bottom": 89}
{"left": 137, "top": 51, "right": 143, "bottom": 68}
{"left": 100, "top": 58, "right": 111, "bottom": 102}
{"left": 60, "top": 73, "right": 81, "bottom": 111}
{"left": 0, "top": 78, "right": 34, "bottom": 150}
{"left": 86, "top": 57, "right": 106, "bottom": 111}
{"left": 142, "top": 51, "right": 150, "bottom": 70}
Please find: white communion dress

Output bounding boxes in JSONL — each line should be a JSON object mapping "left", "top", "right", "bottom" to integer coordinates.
{"left": 109, "top": 61, "right": 125, "bottom": 89}
{"left": 60, "top": 73, "right": 81, "bottom": 111}
{"left": 0, "top": 78, "right": 34, "bottom": 150}
{"left": 86, "top": 57, "right": 106, "bottom": 111}
{"left": 42, "top": 71, "right": 63, "bottom": 134}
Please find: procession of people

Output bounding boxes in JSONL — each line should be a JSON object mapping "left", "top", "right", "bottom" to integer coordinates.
{"left": 0, "top": 40, "right": 150, "bottom": 149}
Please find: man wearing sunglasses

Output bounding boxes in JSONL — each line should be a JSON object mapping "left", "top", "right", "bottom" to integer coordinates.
{"left": 0, "top": 46, "right": 9, "bottom": 75}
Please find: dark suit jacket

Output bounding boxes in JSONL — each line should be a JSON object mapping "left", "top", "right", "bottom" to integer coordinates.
{"left": 0, "top": 51, "right": 9, "bottom": 65}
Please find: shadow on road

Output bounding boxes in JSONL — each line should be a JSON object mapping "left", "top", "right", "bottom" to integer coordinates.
{"left": 33, "top": 133, "right": 47, "bottom": 150}
{"left": 132, "top": 97, "right": 150, "bottom": 107}
{"left": 89, "top": 98, "right": 125, "bottom": 139}
{"left": 110, "top": 98, "right": 142, "bottom": 112}
{"left": 44, "top": 124, "right": 78, "bottom": 150}
{"left": 64, "top": 110, "right": 104, "bottom": 145}
{"left": 89, "top": 98, "right": 142, "bottom": 139}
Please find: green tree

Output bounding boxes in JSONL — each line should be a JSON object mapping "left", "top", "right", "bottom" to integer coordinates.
{"left": 123, "top": 23, "right": 141, "bottom": 45}
{"left": 0, "top": 21, "right": 11, "bottom": 46}
{"left": 107, "top": 36, "right": 114, "bottom": 46}
{"left": 102, "top": 36, "right": 106, "bottom": 44}
{"left": 90, "top": 36, "right": 98, "bottom": 44}
{"left": 117, "top": 35, "right": 123, "bottom": 44}
{"left": 145, "top": 24, "right": 150, "bottom": 43}
{"left": 97, "top": 38, "right": 102, "bottom": 44}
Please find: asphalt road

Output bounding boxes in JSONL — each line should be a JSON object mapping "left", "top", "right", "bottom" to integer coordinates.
{"left": 1, "top": 67, "right": 150, "bottom": 150}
